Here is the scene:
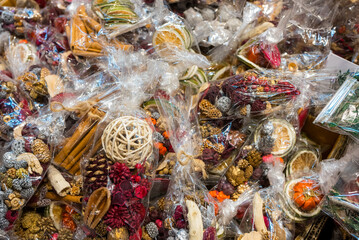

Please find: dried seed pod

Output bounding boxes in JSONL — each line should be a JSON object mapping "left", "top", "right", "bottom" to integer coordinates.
{"left": 31, "top": 139, "right": 51, "bottom": 163}
{"left": 84, "top": 154, "right": 109, "bottom": 193}
{"left": 84, "top": 187, "right": 111, "bottom": 229}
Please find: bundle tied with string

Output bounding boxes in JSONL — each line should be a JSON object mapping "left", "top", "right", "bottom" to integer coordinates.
{"left": 177, "top": 150, "right": 208, "bottom": 179}
{"left": 101, "top": 116, "right": 153, "bottom": 168}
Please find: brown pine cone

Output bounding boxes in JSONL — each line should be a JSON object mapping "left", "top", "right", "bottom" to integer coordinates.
{"left": 95, "top": 221, "right": 108, "bottom": 237}
{"left": 58, "top": 228, "right": 73, "bottom": 240}
{"left": 244, "top": 165, "right": 253, "bottom": 180}
{"left": 239, "top": 106, "right": 248, "bottom": 116}
{"left": 31, "top": 139, "right": 51, "bottom": 163}
{"left": 226, "top": 166, "right": 245, "bottom": 187}
{"left": 157, "top": 197, "right": 165, "bottom": 211}
{"left": 84, "top": 154, "right": 110, "bottom": 193}
{"left": 38, "top": 217, "right": 57, "bottom": 236}
{"left": 246, "top": 149, "right": 262, "bottom": 168}
{"left": 237, "top": 159, "right": 249, "bottom": 169}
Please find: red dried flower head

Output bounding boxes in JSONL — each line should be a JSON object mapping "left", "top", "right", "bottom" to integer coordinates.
{"left": 110, "top": 163, "right": 132, "bottom": 184}
{"left": 126, "top": 201, "right": 146, "bottom": 233}
{"left": 134, "top": 185, "right": 148, "bottom": 199}
{"left": 173, "top": 206, "right": 184, "bottom": 221}
{"left": 112, "top": 182, "right": 133, "bottom": 206}
{"left": 176, "top": 219, "right": 186, "bottom": 229}
{"left": 104, "top": 205, "right": 130, "bottom": 229}
{"left": 203, "top": 227, "right": 216, "bottom": 240}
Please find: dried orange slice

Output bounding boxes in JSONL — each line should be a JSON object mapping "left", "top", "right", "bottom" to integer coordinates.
{"left": 286, "top": 150, "right": 318, "bottom": 177}
{"left": 254, "top": 119, "right": 296, "bottom": 157}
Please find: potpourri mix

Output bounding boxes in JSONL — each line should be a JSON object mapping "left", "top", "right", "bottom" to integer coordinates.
{"left": 0, "top": 0, "right": 357, "bottom": 239}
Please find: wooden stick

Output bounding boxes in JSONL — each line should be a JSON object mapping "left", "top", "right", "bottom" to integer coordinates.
{"left": 45, "top": 192, "right": 83, "bottom": 204}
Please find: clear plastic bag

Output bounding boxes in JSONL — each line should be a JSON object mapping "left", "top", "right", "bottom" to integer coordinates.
{"left": 237, "top": 189, "right": 293, "bottom": 240}
{"left": 277, "top": 0, "right": 338, "bottom": 70}
{"left": 198, "top": 118, "right": 248, "bottom": 174}
{"left": 156, "top": 90, "right": 217, "bottom": 240}
{"left": 196, "top": 71, "right": 301, "bottom": 120}
{"left": 330, "top": 0, "right": 359, "bottom": 63}
{"left": 11, "top": 202, "right": 83, "bottom": 240}
{"left": 0, "top": 72, "right": 33, "bottom": 141}
{"left": 0, "top": 111, "right": 65, "bottom": 231}
{"left": 322, "top": 155, "right": 359, "bottom": 238}
{"left": 314, "top": 76, "right": 359, "bottom": 141}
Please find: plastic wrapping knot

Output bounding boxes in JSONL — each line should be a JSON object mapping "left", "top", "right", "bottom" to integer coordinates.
{"left": 50, "top": 101, "right": 99, "bottom": 119}
{"left": 176, "top": 150, "right": 208, "bottom": 179}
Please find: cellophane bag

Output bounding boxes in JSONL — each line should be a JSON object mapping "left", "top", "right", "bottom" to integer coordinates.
{"left": 236, "top": 9, "right": 292, "bottom": 70}
{"left": 237, "top": 188, "right": 294, "bottom": 240}
{"left": 5, "top": 38, "right": 39, "bottom": 79}
{"left": 11, "top": 202, "right": 83, "bottom": 240}
{"left": 73, "top": 47, "right": 174, "bottom": 239}
{"left": 330, "top": 0, "right": 359, "bottom": 63}
{"left": 277, "top": 0, "right": 338, "bottom": 70}
{"left": 0, "top": 109, "right": 65, "bottom": 232}
{"left": 0, "top": 71, "right": 33, "bottom": 141}
{"left": 314, "top": 75, "right": 359, "bottom": 141}
{"left": 182, "top": 0, "right": 246, "bottom": 50}
{"left": 156, "top": 90, "right": 218, "bottom": 239}
{"left": 196, "top": 71, "right": 301, "bottom": 121}
{"left": 319, "top": 145, "right": 359, "bottom": 238}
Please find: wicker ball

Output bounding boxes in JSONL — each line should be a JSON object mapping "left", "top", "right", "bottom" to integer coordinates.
{"left": 102, "top": 116, "right": 153, "bottom": 169}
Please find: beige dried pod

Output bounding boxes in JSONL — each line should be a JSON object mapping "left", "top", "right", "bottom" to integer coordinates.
{"left": 17, "top": 153, "right": 43, "bottom": 175}
{"left": 186, "top": 200, "right": 203, "bottom": 240}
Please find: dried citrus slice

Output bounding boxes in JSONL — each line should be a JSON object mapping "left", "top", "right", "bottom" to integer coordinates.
{"left": 286, "top": 149, "right": 318, "bottom": 177}
{"left": 254, "top": 119, "right": 296, "bottom": 157}
{"left": 271, "top": 120, "right": 296, "bottom": 156}
{"left": 153, "top": 28, "right": 186, "bottom": 51}
{"left": 49, "top": 202, "right": 63, "bottom": 230}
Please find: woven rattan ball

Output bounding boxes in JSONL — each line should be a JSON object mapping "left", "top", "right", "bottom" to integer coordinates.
{"left": 101, "top": 116, "right": 153, "bottom": 168}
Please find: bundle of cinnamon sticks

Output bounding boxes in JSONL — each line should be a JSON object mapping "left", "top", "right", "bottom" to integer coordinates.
{"left": 54, "top": 107, "right": 105, "bottom": 175}
{"left": 69, "top": 5, "right": 133, "bottom": 57}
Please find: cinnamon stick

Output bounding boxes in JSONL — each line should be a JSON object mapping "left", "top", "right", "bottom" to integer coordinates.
{"left": 69, "top": 139, "right": 102, "bottom": 175}
{"left": 45, "top": 192, "right": 83, "bottom": 204}
{"left": 54, "top": 114, "right": 94, "bottom": 164}
{"left": 78, "top": 5, "right": 102, "bottom": 33}
{"left": 72, "top": 49, "right": 104, "bottom": 57}
{"left": 61, "top": 123, "right": 99, "bottom": 169}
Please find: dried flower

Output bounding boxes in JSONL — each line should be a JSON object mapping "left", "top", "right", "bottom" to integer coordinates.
{"left": 134, "top": 185, "right": 148, "bottom": 199}
{"left": 104, "top": 205, "right": 130, "bottom": 229}
{"left": 109, "top": 163, "right": 131, "bottom": 184}
{"left": 203, "top": 227, "right": 216, "bottom": 240}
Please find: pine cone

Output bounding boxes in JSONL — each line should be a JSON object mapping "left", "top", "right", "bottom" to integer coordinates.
{"left": 31, "top": 139, "right": 51, "bottom": 163}
{"left": 226, "top": 166, "right": 245, "bottom": 187}
{"left": 58, "top": 228, "right": 73, "bottom": 240}
{"left": 38, "top": 217, "right": 57, "bottom": 236}
{"left": 246, "top": 149, "right": 262, "bottom": 168}
{"left": 244, "top": 165, "right": 253, "bottom": 180}
{"left": 239, "top": 106, "right": 247, "bottom": 116}
{"left": 237, "top": 159, "right": 249, "bottom": 169}
{"left": 94, "top": 221, "right": 108, "bottom": 237}
{"left": 84, "top": 154, "right": 110, "bottom": 194}
{"left": 157, "top": 197, "right": 165, "bottom": 211}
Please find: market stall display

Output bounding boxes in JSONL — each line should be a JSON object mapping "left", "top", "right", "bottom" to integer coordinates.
{"left": 0, "top": 0, "right": 356, "bottom": 239}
